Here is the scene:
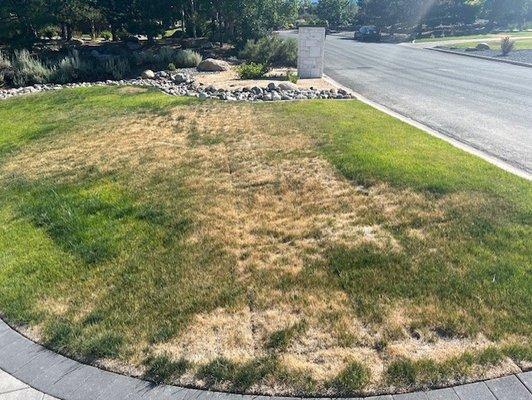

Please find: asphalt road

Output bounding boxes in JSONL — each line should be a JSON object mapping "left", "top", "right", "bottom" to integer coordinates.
{"left": 286, "top": 32, "right": 532, "bottom": 175}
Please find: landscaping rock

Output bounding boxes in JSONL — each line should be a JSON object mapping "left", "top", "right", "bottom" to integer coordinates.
{"left": 141, "top": 70, "right": 155, "bottom": 79}
{"left": 172, "top": 72, "right": 191, "bottom": 84}
{"left": 476, "top": 43, "right": 491, "bottom": 50}
{"left": 278, "top": 82, "right": 298, "bottom": 91}
{"left": 197, "top": 58, "right": 230, "bottom": 72}
{"left": 267, "top": 82, "right": 278, "bottom": 91}
{"left": 0, "top": 70, "right": 355, "bottom": 103}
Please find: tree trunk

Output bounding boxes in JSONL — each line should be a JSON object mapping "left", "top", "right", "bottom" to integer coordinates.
{"left": 190, "top": 0, "right": 197, "bottom": 38}
{"left": 181, "top": 7, "right": 186, "bottom": 36}
{"left": 111, "top": 24, "right": 119, "bottom": 41}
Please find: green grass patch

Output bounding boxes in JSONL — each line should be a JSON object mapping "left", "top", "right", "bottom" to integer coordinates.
{"left": 385, "top": 347, "right": 506, "bottom": 387}
{"left": 416, "top": 31, "right": 532, "bottom": 43}
{"left": 143, "top": 354, "right": 190, "bottom": 383}
{"left": 266, "top": 321, "right": 307, "bottom": 352}
{"left": 332, "top": 361, "right": 371, "bottom": 393}
{"left": 451, "top": 38, "right": 532, "bottom": 50}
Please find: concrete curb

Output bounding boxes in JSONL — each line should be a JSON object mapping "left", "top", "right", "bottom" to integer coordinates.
{"left": 427, "top": 47, "right": 532, "bottom": 68}
{"left": 322, "top": 75, "right": 531, "bottom": 181}
{"left": 1, "top": 318, "right": 532, "bottom": 400}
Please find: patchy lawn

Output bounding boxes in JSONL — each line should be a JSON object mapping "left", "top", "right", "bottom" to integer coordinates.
{"left": 0, "top": 87, "right": 530, "bottom": 396}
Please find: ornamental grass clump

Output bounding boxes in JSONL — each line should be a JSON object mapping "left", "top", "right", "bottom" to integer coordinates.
{"left": 12, "top": 49, "right": 53, "bottom": 86}
{"left": 501, "top": 36, "right": 514, "bottom": 56}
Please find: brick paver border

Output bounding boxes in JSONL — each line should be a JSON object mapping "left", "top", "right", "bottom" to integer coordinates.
{"left": 1, "top": 318, "right": 531, "bottom": 400}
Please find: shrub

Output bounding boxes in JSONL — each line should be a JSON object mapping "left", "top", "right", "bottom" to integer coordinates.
{"left": 333, "top": 361, "right": 371, "bottom": 393}
{"left": 100, "top": 30, "right": 112, "bottom": 41}
{"left": 239, "top": 36, "right": 297, "bottom": 68}
{"left": 40, "top": 25, "right": 60, "bottom": 40}
{"left": 286, "top": 69, "right": 298, "bottom": 84}
{"left": 501, "top": 36, "right": 514, "bottom": 55}
{"left": 168, "top": 62, "right": 176, "bottom": 71}
{"left": 100, "top": 56, "right": 131, "bottom": 80}
{"left": 12, "top": 50, "right": 53, "bottom": 86}
{"left": 155, "top": 46, "right": 176, "bottom": 65}
{"left": 174, "top": 49, "right": 202, "bottom": 68}
{"left": 0, "top": 51, "right": 11, "bottom": 86}
{"left": 236, "top": 62, "right": 269, "bottom": 79}
{"left": 53, "top": 50, "right": 92, "bottom": 83}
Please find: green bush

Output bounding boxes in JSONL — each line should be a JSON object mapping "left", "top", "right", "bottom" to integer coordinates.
{"left": 286, "top": 69, "right": 298, "bottom": 84}
{"left": 100, "top": 30, "right": 112, "bottom": 41}
{"left": 168, "top": 62, "right": 176, "bottom": 71}
{"left": 12, "top": 50, "right": 53, "bottom": 86}
{"left": 239, "top": 36, "right": 297, "bottom": 67}
{"left": 40, "top": 25, "right": 60, "bottom": 40}
{"left": 236, "top": 62, "right": 269, "bottom": 79}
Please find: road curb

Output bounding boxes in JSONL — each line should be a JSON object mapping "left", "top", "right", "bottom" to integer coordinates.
{"left": 322, "top": 75, "right": 531, "bottom": 181}
{"left": 427, "top": 47, "right": 532, "bottom": 68}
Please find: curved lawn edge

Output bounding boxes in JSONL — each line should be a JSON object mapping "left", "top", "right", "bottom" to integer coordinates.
{"left": 2, "top": 317, "right": 531, "bottom": 400}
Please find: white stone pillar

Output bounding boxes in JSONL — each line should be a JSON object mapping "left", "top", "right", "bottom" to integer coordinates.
{"left": 297, "top": 26, "right": 326, "bottom": 79}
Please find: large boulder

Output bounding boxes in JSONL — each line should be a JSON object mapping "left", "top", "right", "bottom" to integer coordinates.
{"left": 197, "top": 58, "right": 230, "bottom": 72}
{"left": 476, "top": 42, "right": 491, "bottom": 51}
{"left": 141, "top": 69, "right": 155, "bottom": 79}
{"left": 278, "top": 82, "right": 298, "bottom": 91}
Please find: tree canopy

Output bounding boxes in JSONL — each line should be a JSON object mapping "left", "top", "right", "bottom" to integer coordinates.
{"left": 0, "top": 0, "right": 529, "bottom": 46}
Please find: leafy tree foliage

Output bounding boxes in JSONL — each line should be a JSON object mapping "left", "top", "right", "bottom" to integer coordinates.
{"left": 0, "top": 0, "right": 529, "bottom": 46}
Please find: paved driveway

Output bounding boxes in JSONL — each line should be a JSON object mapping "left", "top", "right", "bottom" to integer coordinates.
{"left": 285, "top": 32, "right": 532, "bottom": 174}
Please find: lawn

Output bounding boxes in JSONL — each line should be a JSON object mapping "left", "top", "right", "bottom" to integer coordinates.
{"left": 416, "top": 30, "right": 532, "bottom": 42}
{"left": 451, "top": 37, "right": 532, "bottom": 50}
{"left": 0, "top": 87, "right": 530, "bottom": 396}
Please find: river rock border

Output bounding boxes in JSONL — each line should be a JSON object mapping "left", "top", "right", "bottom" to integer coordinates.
{"left": 0, "top": 71, "right": 354, "bottom": 102}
